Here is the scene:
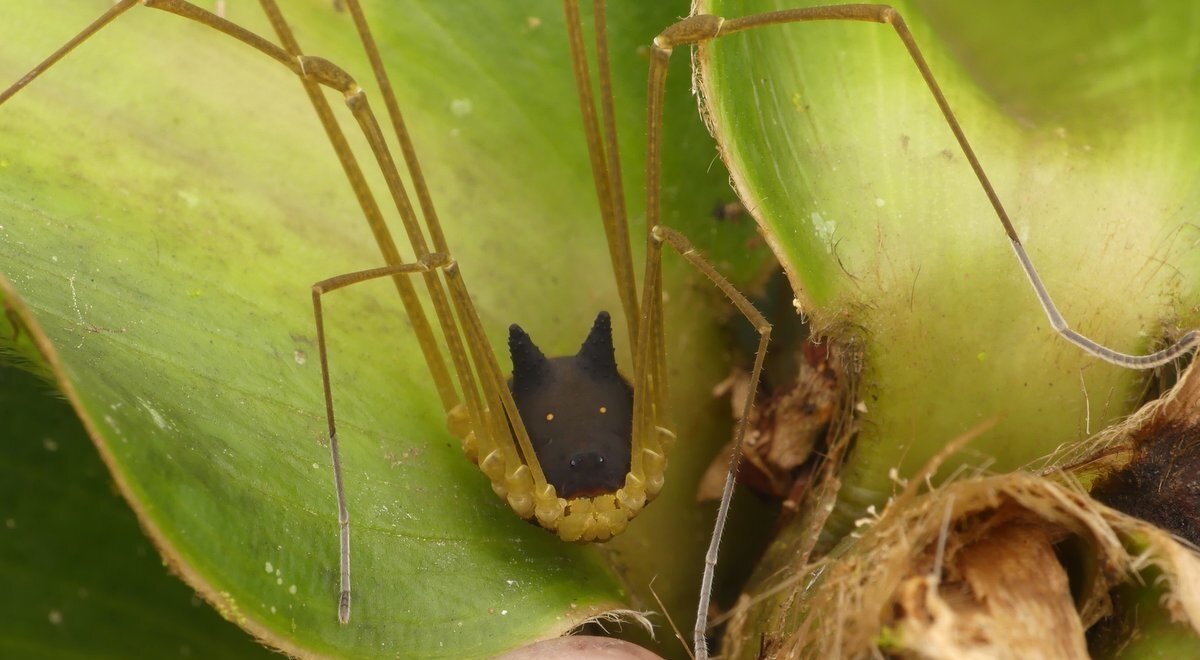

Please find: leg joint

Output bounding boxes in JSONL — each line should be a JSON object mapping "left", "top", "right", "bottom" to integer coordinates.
{"left": 419, "top": 252, "right": 452, "bottom": 270}
{"left": 655, "top": 14, "right": 725, "bottom": 49}
{"left": 297, "top": 55, "right": 357, "bottom": 94}
{"left": 652, "top": 224, "right": 699, "bottom": 257}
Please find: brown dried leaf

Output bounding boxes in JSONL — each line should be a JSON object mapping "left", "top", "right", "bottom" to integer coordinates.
{"left": 698, "top": 342, "right": 840, "bottom": 502}
{"left": 893, "top": 515, "right": 1087, "bottom": 659}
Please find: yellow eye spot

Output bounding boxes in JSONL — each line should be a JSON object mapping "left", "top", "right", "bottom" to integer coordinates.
{"left": 545, "top": 413, "right": 554, "bottom": 421}
{"left": 599, "top": 407, "right": 607, "bottom": 414}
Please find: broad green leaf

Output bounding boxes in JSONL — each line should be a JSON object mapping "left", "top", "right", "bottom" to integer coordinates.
{"left": 0, "top": 360, "right": 273, "bottom": 659}
{"left": 697, "top": 0, "right": 1200, "bottom": 537}
{"left": 1094, "top": 575, "right": 1200, "bottom": 659}
{"left": 0, "top": 1, "right": 766, "bottom": 656}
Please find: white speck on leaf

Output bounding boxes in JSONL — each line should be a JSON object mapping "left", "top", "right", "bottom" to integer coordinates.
{"left": 177, "top": 189, "right": 200, "bottom": 208}
{"left": 137, "top": 398, "right": 172, "bottom": 431}
{"left": 450, "top": 98, "right": 473, "bottom": 117}
{"left": 810, "top": 211, "right": 837, "bottom": 251}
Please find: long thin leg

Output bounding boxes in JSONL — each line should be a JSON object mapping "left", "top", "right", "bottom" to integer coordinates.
{"left": 257, "top": 0, "right": 552, "bottom": 606}
{"left": 253, "top": 0, "right": 510, "bottom": 475}
{"left": 0, "top": 0, "right": 137, "bottom": 105}
{"left": 645, "top": 7, "right": 1196, "bottom": 658}
{"left": 563, "top": 0, "right": 640, "bottom": 346}
{"left": 256, "top": 0, "right": 466, "bottom": 414}
{"left": 339, "top": 0, "right": 451, "bottom": 254}
{"left": 0, "top": 0, "right": 462, "bottom": 407}
{"left": 629, "top": 225, "right": 663, "bottom": 494}
{"left": 649, "top": 5, "right": 1198, "bottom": 371}
{"left": 1, "top": 1, "right": 485, "bottom": 410}
{"left": 310, "top": 255, "right": 452, "bottom": 624}
{"left": 327, "top": 0, "right": 549, "bottom": 516}
{"left": 643, "top": 226, "right": 771, "bottom": 659}
{"left": 590, "top": 0, "right": 634, "bottom": 314}
{"left": 4, "top": 0, "right": 551, "bottom": 622}
{"left": 260, "top": 0, "right": 548, "bottom": 491}
{"left": 648, "top": 3, "right": 1200, "bottom": 657}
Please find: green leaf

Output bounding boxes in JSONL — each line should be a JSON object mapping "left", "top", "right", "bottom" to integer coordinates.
{"left": 1093, "top": 570, "right": 1200, "bottom": 659}
{"left": 697, "top": 0, "right": 1200, "bottom": 537}
{"left": 0, "top": 1, "right": 765, "bottom": 656}
{"left": 0, "top": 359, "right": 273, "bottom": 658}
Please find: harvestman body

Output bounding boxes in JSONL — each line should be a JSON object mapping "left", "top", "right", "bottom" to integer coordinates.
{"left": 4, "top": 2, "right": 1196, "bottom": 659}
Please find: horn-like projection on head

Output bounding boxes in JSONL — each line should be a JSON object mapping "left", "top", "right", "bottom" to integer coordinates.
{"left": 577, "top": 311, "right": 618, "bottom": 375}
{"left": 509, "top": 323, "right": 549, "bottom": 388}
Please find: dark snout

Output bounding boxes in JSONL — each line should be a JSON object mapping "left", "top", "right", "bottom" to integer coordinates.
{"left": 558, "top": 450, "right": 625, "bottom": 498}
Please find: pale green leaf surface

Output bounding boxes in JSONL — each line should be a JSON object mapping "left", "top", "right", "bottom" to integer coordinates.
{"left": 698, "top": 0, "right": 1200, "bottom": 538}
{"left": 0, "top": 1, "right": 765, "bottom": 657}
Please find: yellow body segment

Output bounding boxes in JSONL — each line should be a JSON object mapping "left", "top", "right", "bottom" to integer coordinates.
{"left": 456, "top": 402, "right": 665, "bottom": 542}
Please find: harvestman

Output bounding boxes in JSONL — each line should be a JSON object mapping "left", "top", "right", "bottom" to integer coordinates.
{"left": 4, "top": 2, "right": 1197, "bottom": 658}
